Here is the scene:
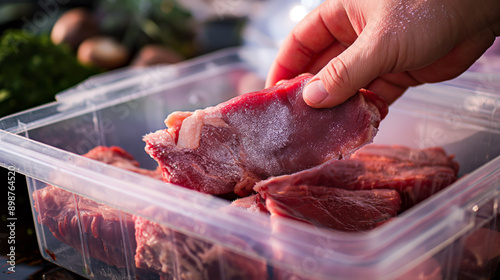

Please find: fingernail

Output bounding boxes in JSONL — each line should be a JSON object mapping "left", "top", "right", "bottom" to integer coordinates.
{"left": 304, "top": 80, "right": 328, "bottom": 104}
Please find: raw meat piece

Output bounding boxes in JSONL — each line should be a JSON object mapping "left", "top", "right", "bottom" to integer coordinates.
{"left": 84, "top": 145, "right": 163, "bottom": 179}
{"left": 133, "top": 207, "right": 268, "bottom": 280}
{"left": 459, "top": 227, "right": 500, "bottom": 279}
{"left": 229, "top": 194, "right": 268, "bottom": 214}
{"left": 144, "top": 74, "right": 388, "bottom": 196}
{"left": 34, "top": 184, "right": 136, "bottom": 268}
{"left": 255, "top": 145, "right": 458, "bottom": 209}
{"left": 33, "top": 146, "right": 161, "bottom": 268}
{"left": 350, "top": 144, "right": 459, "bottom": 173}
{"left": 257, "top": 184, "right": 401, "bottom": 231}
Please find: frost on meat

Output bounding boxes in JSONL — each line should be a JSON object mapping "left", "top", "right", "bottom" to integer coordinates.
{"left": 144, "top": 74, "right": 388, "bottom": 196}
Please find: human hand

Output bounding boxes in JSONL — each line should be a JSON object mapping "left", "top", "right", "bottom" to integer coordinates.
{"left": 265, "top": 0, "right": 500, "bottom": 108}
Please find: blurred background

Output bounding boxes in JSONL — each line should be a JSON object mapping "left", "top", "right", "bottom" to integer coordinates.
{"left": 0, "top": 0, "right": 247, "bottom": 118}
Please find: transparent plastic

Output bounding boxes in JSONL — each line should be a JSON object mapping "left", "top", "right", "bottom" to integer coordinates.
{"left": 1, "top": 47, "right": 500, "bottom": 280}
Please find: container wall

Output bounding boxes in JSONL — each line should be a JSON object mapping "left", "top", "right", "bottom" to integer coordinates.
{"left": 29, "top": 178, "right": 138, "bottom": 279}
{"left": 455, "top": 190, "right": 500, "bottom": 279}
{"left": 29, "top": 180, "right": 273, "bottom": 280}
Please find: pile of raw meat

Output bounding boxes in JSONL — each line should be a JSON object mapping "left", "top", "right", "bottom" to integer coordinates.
{"left": 33, "top": 74, "right": 477, "bottom": 280}
{"left": 142, "top": 73, "right": 457, "bottom": 231}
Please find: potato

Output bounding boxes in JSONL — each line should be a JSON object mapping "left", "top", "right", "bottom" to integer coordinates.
{"left": 131, "top": 44, "right": 183, "bottom": 67}
{"left": 51, "top": 8, "right": 99, "bottom": 50}
{"left": 77, "top": 36, "right": 130, "bottom": 70}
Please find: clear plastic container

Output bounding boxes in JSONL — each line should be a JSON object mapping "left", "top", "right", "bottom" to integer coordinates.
{"left": 1, "top": 47, "right": 500, "bottom": 280}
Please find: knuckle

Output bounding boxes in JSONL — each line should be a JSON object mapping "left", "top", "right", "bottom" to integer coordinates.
{"left": 322, "top": 57, "right": 351, "bottom": 92}
{"left": 290, "top": 32, "right": 316, "bottom": 59}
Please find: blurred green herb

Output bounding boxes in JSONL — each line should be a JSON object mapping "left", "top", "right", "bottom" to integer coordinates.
{"left": 0, "top": 30, "right": 101, "bottom": 117}
{"left": 97, "top": 0, "right": 196, "bottom": 57}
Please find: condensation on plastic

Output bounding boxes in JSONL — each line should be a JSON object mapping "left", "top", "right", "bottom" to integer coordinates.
{"left": 1, "top": 47, "right": 500, "bottom": 280}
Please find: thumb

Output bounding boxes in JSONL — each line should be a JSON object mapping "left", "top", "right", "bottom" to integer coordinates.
{"left": 303, "top": 31, "right": 387, "bottom": 108}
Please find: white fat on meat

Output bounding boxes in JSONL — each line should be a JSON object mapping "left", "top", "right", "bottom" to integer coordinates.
{"left": 170, "top": 110, "right": 228, "bottom": 150}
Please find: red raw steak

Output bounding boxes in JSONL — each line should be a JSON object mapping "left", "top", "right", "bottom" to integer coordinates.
{"left": 254, "top": 144, "right": 459, "bottom": 211}
{"left": 84, "top": 145, "right": 162, "bottom": 179}
{"left": 256, "top": 184, "right": 402, "bottom": 231}
{"left": 144, "top": 74, "right": 388, "bottom": 196}
{"left": 34, "top": 184, "right": 137, "bottom": 268}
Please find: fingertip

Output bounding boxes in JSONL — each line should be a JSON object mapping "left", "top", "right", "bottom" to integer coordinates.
{"left": 264, "top": 78, "right": 275, "bottom": 88}
{"left": 303, "top": 78, "right": 352, "bottom": 108}
{"left": 303, "top": 79, "right": 328, "bottom": 105}
{"left": 265, "top": 70, "right": 285, "bottom": 88}
{"left": 266, "top": 62, "right": 297, "bottom": 88}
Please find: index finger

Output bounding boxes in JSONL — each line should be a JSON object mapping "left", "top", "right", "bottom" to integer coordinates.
{"left": 265, "top": 1, "right": 356, "bottom": 87}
